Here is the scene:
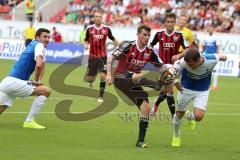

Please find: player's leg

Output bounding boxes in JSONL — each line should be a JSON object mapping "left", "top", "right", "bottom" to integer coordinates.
{"left": 23, "top": 84, "right": 51, "bottom": 129}
{"left": 0, "top": 106, "right": 7, "bottom": 114}
{"left": 98, "top": 72, "right": 106, "bottom": 102}
{"left": 151, "top": 90, "right": 167, "bottom": 115}
{"left": 186, "top": 90, "right": 209, "bottom": 122}
{"left": 0, "top": 77, "right": 15, "bottom": 115}
{"left": 85, "top": 58, "right": 98, "bottom": 88}
{"left": 136, "top": 99, "right": 150, "bottom": 148}
{"left": 172, "top": 89, "right": 192, "bottom": 147}
{"left": 166, "top": 84, "right": 175, "bottom": 118}
{"left": 211, "top": 68, "right": 218, "bottom": 91}
{"left": 114, "top": 77, "right": 149, "bottom": 147}
{"left": 97, "top": 57, "right": 107, "bottom": 102}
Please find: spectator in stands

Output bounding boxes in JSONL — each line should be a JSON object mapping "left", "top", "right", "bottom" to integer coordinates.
{"left": 51, "top": 27, "right": 62, "bottom": 43}
{"left": 23, "top": 20, "right": 36, "bottom": 47}
{"left": 36, "top": 12, "right": 43, "bottom": 22}
{"left": 25, "top": 0, "right": 35, "bottom": 21}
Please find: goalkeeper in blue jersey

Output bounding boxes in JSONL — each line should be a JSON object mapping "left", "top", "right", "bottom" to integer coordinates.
{"left": 171, "top": 48, "right": 227, "bottom": 147}
{"left": 0, "top": 28, "right": 51, "bottom": 129}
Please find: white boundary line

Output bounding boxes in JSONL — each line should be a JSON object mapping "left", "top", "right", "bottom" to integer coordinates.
{"left": 18, "top": 96, "right": 240, "bottom": 106}
{"left": 3, "top": 112, "right": 240, "bottom": 116}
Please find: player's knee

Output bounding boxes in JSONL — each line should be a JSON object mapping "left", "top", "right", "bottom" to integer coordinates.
{"left": 195, "top": 115, "right": 204, "bottom": 121}
{"left": 140, "top": 100, "right": 150, "bottom": 115}
{"left": 0, "top": 106, "right": 7, "bottom": 114}
{"left": 176, "top": 111, "right": 185, "bottom": 118}
{"left": 42, "top": 86, "right": 51, "bottom": 97}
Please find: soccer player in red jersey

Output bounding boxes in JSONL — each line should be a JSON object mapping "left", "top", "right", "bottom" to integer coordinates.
{"left": 107, "top": 25, "right": 168, "bottom": 148}
{"left": 150, "top": 13, "right": 189, "bottom": 118}
{"left": 84, "top": 10, "right": 119, "bottom": 102}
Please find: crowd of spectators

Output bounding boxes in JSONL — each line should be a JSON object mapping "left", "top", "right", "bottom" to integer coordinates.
{"left": 59, "top": 0, "right": 240, "bottom": 33}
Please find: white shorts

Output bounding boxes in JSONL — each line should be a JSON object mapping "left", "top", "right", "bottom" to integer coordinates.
{"left": 177, "top": 87, "right": 209, "bottom": 111}
{"left": 0, "top": 77, "right": 36, "bottom": 107}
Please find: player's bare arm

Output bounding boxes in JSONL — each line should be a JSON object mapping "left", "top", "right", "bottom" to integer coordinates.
{"left": 34, "top": 55, "right": 44, "bottom": 85}
{"left": 106, "top": 54, "right": 114, "bottom": 85}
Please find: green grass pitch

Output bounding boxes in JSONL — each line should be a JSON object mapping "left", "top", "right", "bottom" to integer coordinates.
{"left": 0, "top": 59, "right": 240, "bottom": 160}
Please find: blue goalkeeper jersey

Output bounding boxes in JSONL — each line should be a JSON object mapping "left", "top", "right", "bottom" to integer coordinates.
{"left": 203, "top": 34, "right": 218, "bottom": 54}
{"left": 9, "top": 40, "right": 39, "bottom": 80}
{"left": 174, "top": 54, "right": 219, "bottom": 91}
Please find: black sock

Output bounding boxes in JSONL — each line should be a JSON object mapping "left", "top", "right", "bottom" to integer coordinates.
{"left": 167, "top": 95, "right": 175, "bottom": 118}
{"left": 137, "top": 117, "right": 149, "bottom": 143}
{"left": 99, "top": 81, "right": 106, "bottom": 97}
{"left": 155, "top": 92, "right": 167, "bottom": 106}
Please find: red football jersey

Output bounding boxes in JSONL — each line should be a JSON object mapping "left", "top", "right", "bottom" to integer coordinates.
{"left": 112, "top": 41, "right": 163, "bottom": 75}
{"left": 151, "top": 29, "right": 189, "bottom": 64}
{"left": 85, "top": 24, "right": 115, "bottom": 58}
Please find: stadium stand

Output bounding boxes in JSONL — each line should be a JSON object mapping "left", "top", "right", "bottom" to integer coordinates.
{"left": 48, "top": 0, "right": 240, "bottom": 33}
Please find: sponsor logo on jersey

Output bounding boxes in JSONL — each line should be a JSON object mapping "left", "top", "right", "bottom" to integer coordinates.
{"left": 163, "top": 43, "right": 175, "bottom": 48}
{"left": 101, "top": 29, "right": 107, "bottom": 34}
{"left": 130, "top": 59, "right": 145, "bottom": 67}
{"left": 93, "top": 35, "right": 104, "bottom": 40}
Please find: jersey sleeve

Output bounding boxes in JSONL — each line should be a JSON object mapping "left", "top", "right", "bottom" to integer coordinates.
{"left": 173, "top": 58, "right": 186, "bottom": 73}
{"left": 148, "top": 50, "right": 163, "bottom": 67}
{"left": 84, "top": 28, "right": 90, "bottom": 42}
{"left": 180, "top": 33, "right": 189, "bottom": 49}
{"left": 150, "top": 32, "right": 159, "bottom": 46}
{"left": 34, "top": 43, "right": 46, "bottom": 62}
{"left": 108, "top": 28, "right": 115, "bottom": 41}
{"left": 111, "top": 41, "right": 131, "bottom": 59}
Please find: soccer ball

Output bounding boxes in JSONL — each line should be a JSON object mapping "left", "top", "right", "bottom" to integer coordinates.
{"left": 160, "top": 64, "right": 177, "bottom": 82}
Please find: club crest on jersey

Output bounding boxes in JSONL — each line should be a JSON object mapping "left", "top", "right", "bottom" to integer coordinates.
{"left": 173, "top": 36, "right": 178, "bottom": 41}
{"left": 144, "top": 53, "right": 150, "bottom": 59}
{"left": 102, "top": 29, "right": 107, "bottom": 34}
{"left": 161, "top": 37, "right": 164, "bottom": 41}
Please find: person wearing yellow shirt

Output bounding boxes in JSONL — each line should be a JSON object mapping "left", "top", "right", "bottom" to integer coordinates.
{"left": 23, "top": 21, "right": 36, "bottom": 47}
{"left": 25, "top": 0, "right": 35, "bottom": 21}
{"left": 175, "top": 15, "right": 194, "bottom": 53}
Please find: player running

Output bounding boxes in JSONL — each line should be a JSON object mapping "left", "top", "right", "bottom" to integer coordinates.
{"left": 171, "top": 48, "right": 227, "bottom": 147}
{"left": 84, "top": 10, "right": 119, "bottom": 103}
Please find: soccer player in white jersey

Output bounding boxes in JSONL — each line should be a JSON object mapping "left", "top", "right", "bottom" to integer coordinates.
{"left": 0, "top": 28, "right": 51, "bottom": 129}
{"left": 201, "top": 24, "right": 220, "bottom": 91}
{"left": 171, "top": 48, "right": 227, "bottom": 147}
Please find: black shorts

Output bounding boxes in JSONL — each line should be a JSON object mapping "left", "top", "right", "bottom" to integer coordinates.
{"left": 114, "top": 73, "right": 149, "bottom": 108}
{"left": 87, "top": 57, "right": 107, "bottom": 77}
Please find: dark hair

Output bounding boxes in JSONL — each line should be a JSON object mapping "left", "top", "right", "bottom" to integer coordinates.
{"left": 137, "top": 24, "right": 151, "bottom": 34}
{"left": 164, "top": 12, "right": 176, "bottom": 22}
{"left": 184, "top": 48, "right": 201, "bottom": 62}
{"left": 35, "top": 28, "right": 50, "bottom": 38}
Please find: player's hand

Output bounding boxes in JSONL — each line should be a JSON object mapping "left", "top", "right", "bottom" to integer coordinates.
{"left": 219, "top": 54, "right": 227, "bottom": 61}
{"left": 32, "top": 80, "right": 43, "bottom": 86}
{"left": 106, "top": 74, "right": 113, "bottom": 85}
{"left": 171, "top": 55, "right": 179, "bottom": 63}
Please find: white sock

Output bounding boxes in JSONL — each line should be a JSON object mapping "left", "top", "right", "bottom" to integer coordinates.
{"left": 185, "top": 111, "right": 195, "bottom": 121}
{"left": 173, "top": 113, "right": 182, "bottom": 137}
{"left": 25, "top": 95, "right": 47, "bottom": 122}
{"left": 212, "top": 72, "right": 218, "bottom": 87}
